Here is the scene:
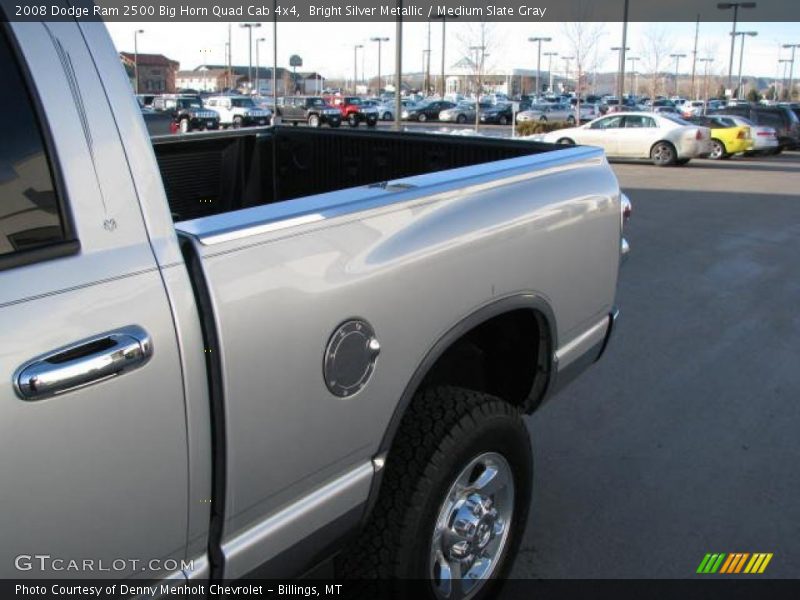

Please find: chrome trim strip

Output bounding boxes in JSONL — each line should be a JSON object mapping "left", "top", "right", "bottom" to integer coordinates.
{"left": 554, "top": 317, "right": 609, "bottom": 367}
{"left": 200, "top": 213, "right": 325, "bottom": 246}
{"left": 221, "top": 462, "right": 373, "bottom": 580}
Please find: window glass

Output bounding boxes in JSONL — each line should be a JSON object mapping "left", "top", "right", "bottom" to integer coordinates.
{"left": 0, "top": 29, "right": 69, "bottom": 257}
{"left": 592, "top": 116, "right": 625, "bottom": 129}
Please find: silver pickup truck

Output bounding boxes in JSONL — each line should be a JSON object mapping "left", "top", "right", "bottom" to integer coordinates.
{"left": 1, "top": 17, "right": 629, "bottom": 596}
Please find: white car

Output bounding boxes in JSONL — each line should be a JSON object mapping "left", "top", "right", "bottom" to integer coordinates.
{"left": 204, "top": 95, "right": 272, "bottom": 128}
{"left": 712, "top": 115, "right": 780, "bottom": 155}
{"left": 542, "top": 112, "right": 713, "bottom": 166}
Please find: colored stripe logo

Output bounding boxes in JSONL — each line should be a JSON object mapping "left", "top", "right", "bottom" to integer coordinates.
{"left": 697, "top": 553, "right": 773, "bottom": 574}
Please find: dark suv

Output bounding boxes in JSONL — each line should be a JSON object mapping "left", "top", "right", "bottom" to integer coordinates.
{"left": 709, "top": 104, "right": 800, "bottom": 152}
{"left": 152, "top": 94, "right": 220, "bottom": 133}
{"left": 276, "top": 96, "right": 342, "bottom": 127}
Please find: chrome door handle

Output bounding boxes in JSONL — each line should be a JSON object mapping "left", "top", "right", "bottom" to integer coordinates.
{"left": 14, "top": 325, "right": 153, "bottom": 401}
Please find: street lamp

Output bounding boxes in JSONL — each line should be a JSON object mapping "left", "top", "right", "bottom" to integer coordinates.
{"left": 133, "top": 29, "right": 144, "bottom": 94}
{"left": 561, "top": 56, "right": 574, "bottom": 92}
{"left": 717, "top": 2, "right": 757, "bottom": 93}
{"left": 370, "top": 36, "right": 389, "bottom": 95}
{"left": 255, "top": 37, "right": 266, "bottom": 95}
{"left": 433, "top": 14, "right": 458, "bottom": 98}
{"left": 611, "top": 46, "right": 630, "bottom": 98}
{"left": 627, "top": 56, "right": 640, "bottom": 97}
{"left": 778, "top": 58, "right": 792, "bottom": 98}
{"left": 698, "top": 57, "right": 714, "bottom": 113}
{"left": 784, "top": 43, "right": 800, "bottom": 101}
{"left": 240, "top": 23, "right": 261, "bottom": 93}
{"left": 670, "top": 53, "right": 687, "bottom": 97}
{"left": 354, "top": 44, "right": 363, "bottom": 94}
{"left": 528, "top": 36, "right": 551, "bottom": 99}
{"left": 543, "top": 51, "right": 558, "bottom": 94}
{"left": 732, "top": 32, "right": 757, "bottom": 99}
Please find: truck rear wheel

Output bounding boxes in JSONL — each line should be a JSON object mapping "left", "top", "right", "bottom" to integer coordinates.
{"left": 339, "top": 386, "right": 532, "bottom": 599}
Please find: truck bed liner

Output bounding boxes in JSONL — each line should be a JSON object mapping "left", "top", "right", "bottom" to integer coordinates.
{"left": 152, "top": 128, "right": 558, "bottom": 223}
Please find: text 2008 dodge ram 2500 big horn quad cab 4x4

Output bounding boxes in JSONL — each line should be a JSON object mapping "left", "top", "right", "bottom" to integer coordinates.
{"left": 0, "top": 18, "right": 630, "bottom": 596}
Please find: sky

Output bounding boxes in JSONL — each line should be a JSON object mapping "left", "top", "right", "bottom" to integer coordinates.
{"left": 106, "top": 21, "right": 800, "bottom": 82}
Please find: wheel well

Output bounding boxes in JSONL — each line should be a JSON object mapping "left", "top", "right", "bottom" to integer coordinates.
{"left": 419, "top": 309, "right": 552, "bottom": 412}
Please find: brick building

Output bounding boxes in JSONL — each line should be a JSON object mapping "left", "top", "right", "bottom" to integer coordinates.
{"left": 120, "top": 52, "right": 180, "bottom": 93}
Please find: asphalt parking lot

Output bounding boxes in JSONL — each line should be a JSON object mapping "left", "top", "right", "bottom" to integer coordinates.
{"left": 510, "top": 152, "right": 800, "bottom": 579}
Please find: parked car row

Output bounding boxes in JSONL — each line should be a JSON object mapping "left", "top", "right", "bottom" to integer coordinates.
{"left": 537, "top": 107, "right": 798, "bottom": 166}
{"left": 142, "top": 93, "right": 272, "bottom": 133}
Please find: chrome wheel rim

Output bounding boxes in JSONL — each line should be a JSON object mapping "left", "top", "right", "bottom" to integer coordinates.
{"left": 710, "top": 141, "right": 723, "bottom": 159}
{"left": 653, "top": 143, "right": 673, "bottom": 163}
{"left": 430, "top": 452, "right": 514, "bottom": 600}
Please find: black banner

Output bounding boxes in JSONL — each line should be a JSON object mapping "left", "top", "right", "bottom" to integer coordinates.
{"left": 2, "top": 0, "right": 800, "bottom": 22}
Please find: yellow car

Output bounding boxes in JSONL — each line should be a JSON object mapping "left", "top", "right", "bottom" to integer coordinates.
{"left": 689, "top": 115, "right": 753, "bottom": 159}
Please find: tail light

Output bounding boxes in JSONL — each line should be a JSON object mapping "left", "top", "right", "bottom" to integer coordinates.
{"left": 737, "top": 129, "right": 745, "bottom": 139}
{"left": 695, "top": 129, "right": 704, "bottom": 140}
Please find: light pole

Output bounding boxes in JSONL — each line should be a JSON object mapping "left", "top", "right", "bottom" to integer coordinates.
{"left": 240, "top": 23, "right": 261, "bottom": 93}
{"left": 699, "top": 57, "right": 714, "bottom": 113}
{"left": 611, "top": 46, "right": 630, "bottom": 98}
{"left": 133, "top": 29, "right": 144, "bottom": 94}
{"left": 733, "top": 32, "right": 757, "bottom": 99}
{"left": 778, "top": 58, "right": 791, "bottom": 99}
{"left": 370, "top": 36, "right": 389, "bottom": 95}
{"left": 717, "top": 2, "right": 757, "bottom": 94}
{"left": 561, "top": 56, "right": 574, "bottom": 93}
{"left": 422, "top": 49, "right": 430, "bottom": 92}
{"left": 627, "top": 56, "right": 640, "bottom": 97}
{"left": 528, "top": 36, "right": 551, "bottom": 99}
{"left": 618, "top": 0, "right": 630, "bottom": 101}
{"left": 784, "top": 43, "right": 800, "bottom": 100}
{"left": 670, "top": 53, "right": 686, "bottom": 97}
{"left": 434, "top": 14, "right": 458, "bottom": 98}
{"left": 354, "top": 44, "right": 363, "bottom": 94}
{"left": 544, "top": 51, "right": 558, "bottom": 94}
{"left": 425, "top": 21, "right": 432, "bottom": 94}
{"left": 255, "top": 37, "right": 266, "bottom": 95}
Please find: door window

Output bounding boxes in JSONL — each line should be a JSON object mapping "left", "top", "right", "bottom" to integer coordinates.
{"left": 0, "top": 28, "right": 74, "bottom": 267}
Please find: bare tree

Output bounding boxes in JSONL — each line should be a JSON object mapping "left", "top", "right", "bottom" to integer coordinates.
{"left": 456, "top": 22, "right": 501, "bottom": 130}
{"left": 641, "top": 27, "right": 673, "bottom": 101}
{"left": 562, "top": 20, "right": 605, "bottom": 120}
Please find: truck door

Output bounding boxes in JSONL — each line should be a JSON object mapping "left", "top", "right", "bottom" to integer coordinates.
{"left": 0, "top": 22, "right": 189, "bottom": 579}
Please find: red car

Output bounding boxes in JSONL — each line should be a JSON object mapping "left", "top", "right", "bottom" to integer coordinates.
{"left": 323, "top": 95, "right": 379, "bottom": 127}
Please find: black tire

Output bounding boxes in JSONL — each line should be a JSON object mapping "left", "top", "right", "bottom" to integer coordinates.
{"left": 348, "top": 113, "right": 359, "bottom": 127}
{"left": 556, "top": 137, "right": 575, "bottom": 145}
{"left": 308, "top": 114, "right": 321, "bottom": 128}
{"left": 338, "top": 386, "right": 532, "bottom": 600}
{"left": 418, "top": 113, "right": 428, "bottom": 122}
{"left": 566, "top": 115, "right": 576, "bottom": 125}
{"left": 456, "top": 114, "right": 467, "bottom": 124}
{"left": 499, "top": 115, "right": 508, "bottom": 126}
{"left": 651, "top": 141, "right": 677, "bottom": 166}
{"left": 709, "top": 139, "right": 727, "bottom": 160}
{"left": 383, "top": 111, "right": 393, "bottom": 121}
{"left": 367, "top": 117, "right": 378, "bottom": 127}
{"left": 676, "top": 158, "right": 691, "bottom": 165}
{"left": 232, "top": 115, "right": 243, "bottom": 129}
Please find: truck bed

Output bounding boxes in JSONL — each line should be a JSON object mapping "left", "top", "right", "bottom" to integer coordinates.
{"left": 152, "top": 127, "right": 558, "bottom": 222}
